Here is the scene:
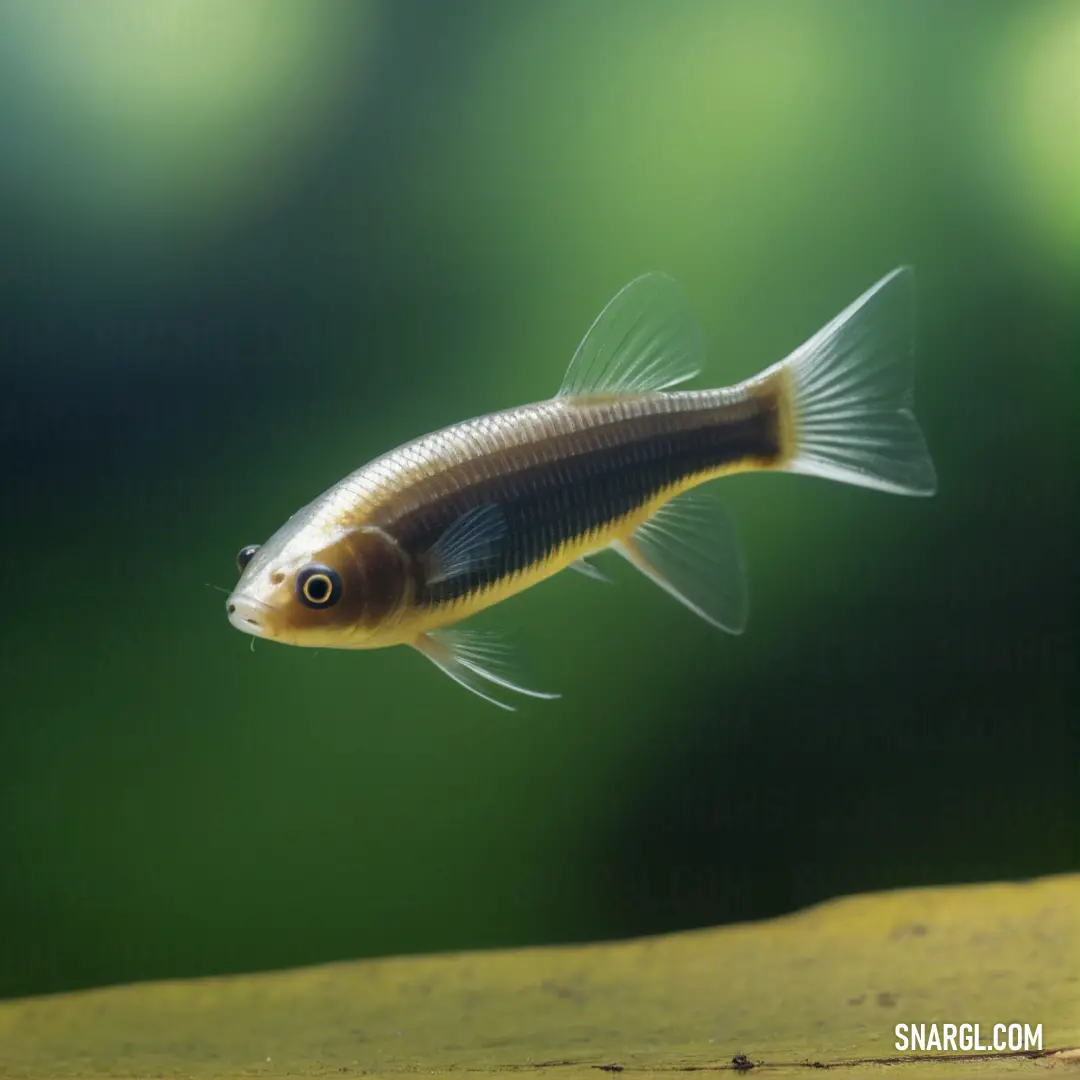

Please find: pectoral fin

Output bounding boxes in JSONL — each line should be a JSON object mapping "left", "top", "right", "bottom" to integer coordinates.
{"left": 421, "top": 503, "right": 507, "bottom": 585}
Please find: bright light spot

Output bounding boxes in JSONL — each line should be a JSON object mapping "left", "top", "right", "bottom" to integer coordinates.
{"left": 0, "top": 0, "right": 378, "bottom": 247}
{"left": 989, "top": 2, "right": 1080, "bottom": 264}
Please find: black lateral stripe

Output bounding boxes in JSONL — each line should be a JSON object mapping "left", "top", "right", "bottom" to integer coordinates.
{"left": 394, "top": 394, "right": 781, "bottom": 607}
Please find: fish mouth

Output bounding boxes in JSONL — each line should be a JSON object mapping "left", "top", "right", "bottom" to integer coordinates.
{"left": 226, "top": 594, "right": 277, "bottom": 639}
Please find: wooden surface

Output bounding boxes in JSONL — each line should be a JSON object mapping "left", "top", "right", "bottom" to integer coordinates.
{"left": 1, "top": 874, "right": 1077, "bottom": 1079}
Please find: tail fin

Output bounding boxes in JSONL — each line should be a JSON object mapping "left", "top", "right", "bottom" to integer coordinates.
{"left": 767, "top": 267, "right": 937, "bottom": 496}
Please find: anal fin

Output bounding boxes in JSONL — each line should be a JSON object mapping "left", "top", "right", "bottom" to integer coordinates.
{"left": 613, "top": 485, "right": 748, "bottom": 634}
{"left": 568, "top": 556, "right": 611, "bottom": 583}
{"left": 413, "top": 627, "right": 560, "bottom": 712}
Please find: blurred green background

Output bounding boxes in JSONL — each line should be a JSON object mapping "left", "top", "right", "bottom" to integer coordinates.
{"left": 0, "top": 0, "right": 1076, "bottom": 1001}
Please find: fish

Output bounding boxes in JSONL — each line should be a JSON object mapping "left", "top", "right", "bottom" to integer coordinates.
{"left": 226, "top": 267, "right": 936, "bottom": 709}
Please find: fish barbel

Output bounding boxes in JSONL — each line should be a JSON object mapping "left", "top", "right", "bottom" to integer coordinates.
{"left": 227, "top": 268, "right": 936, "bottom": 708}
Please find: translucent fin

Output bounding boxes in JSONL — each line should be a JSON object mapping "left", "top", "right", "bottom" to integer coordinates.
{"left": 557, "top": 273, "right": 705, "bottom": 397}
{"left": 422, "top": 503, "right": 508, "bottom": 585}
{"left": 412, "top": 628, "right": 561, "bottom": 712}
{"left": 613, "top": 486, "right": 748, "bottom": 633}
{"left": 775, "top": 266, "right": 937, "bottom": 496}
{"left": 568, "top": 556, "right": 611, "bottom": 583}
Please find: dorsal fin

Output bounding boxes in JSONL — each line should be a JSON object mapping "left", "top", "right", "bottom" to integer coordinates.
{"left": 557, "top": 273, "right": 706, "bottom": 397}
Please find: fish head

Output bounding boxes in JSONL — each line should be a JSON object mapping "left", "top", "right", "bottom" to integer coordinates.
{"left": 226, "top": 513, "right": 407, "bottom": 649}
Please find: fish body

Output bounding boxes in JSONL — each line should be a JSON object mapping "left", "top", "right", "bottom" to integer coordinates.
{"left": 228, "top": 269, "right": 936, "bottom": 707}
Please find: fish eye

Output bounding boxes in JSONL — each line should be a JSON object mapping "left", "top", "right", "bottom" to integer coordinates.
{"left": 236, "top": 544, "right": 260, "bottom": 572}
{"left": 296, "top": 564, "right": 342, "bottom": 609}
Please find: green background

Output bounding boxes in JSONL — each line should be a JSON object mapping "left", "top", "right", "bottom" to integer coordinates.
{"left": 0, "top": 0, "right": 1076, "bottom": 1000}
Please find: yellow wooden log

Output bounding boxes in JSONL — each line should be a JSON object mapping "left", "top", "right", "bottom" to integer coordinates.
{"left": 1, "top": 874, "right": 1077, "bottom": 1078}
